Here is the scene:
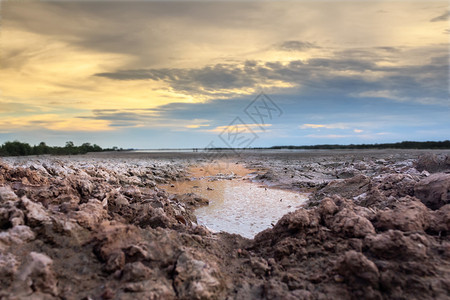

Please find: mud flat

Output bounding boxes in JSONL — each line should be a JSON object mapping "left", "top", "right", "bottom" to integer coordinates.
{"left": 0, "top": 149, "right": 449, "bottom": 299}
{"left": 162, "top": 164, "right": 309, "bottom": 238}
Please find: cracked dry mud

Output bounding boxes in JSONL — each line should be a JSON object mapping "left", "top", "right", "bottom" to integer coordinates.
{"left": 0, "top": 150, "right": 449, "bottom": 299}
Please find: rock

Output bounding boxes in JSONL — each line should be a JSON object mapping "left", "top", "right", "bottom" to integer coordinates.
{"left": 249, "top": 257, "right": 269, "bottom": 276}
{"left": 70, "top": 199, "right": 107, "bottom": 229}
{"left": 0, "top": 186, "right": 19, "bottom": 202}
{"left": 135, "top": 207, "right": 173, "bottom": 229}
{"left": 336, "top": 167, "right": 358, "bottom": 179}
{"left": 93, "top": 223, "right": 142, "bottom": 264}
{"left": 0, "top": 253, "right": 19, "bottom": 282}
{"left": 415, "top": 153, "right": 447, "bottom": 173}
{"left": 105, "top": 251, "right": 125, "bottom": 273}
{"left": 375, "top": 196, "right": 430, "bottom": 232}
{"left": 364, "top": 230, "right": 427, "bottom": 260}
{"left": 255, "top": 170, "right": 276, "bottom": 181}
{"left": 429, "top": 204, "right": 450, "bottom": 234}
{"left": 375, "top": 173, "right": 418, "bottom": 198}
{"left": 337, "top": 250, "right": 379, "bottom": 288}
{"left": 0, "top": 201, "right": 24, "bottom": 229}
{"left": 414, "top": 173, "right": 450, "bottom": 210}
{"left": 174, "top": 193, "right": 209, "bottom": 208}
{"left": 277, "top": 209, "right": 313, "bottom": 232}
{"left": 173, "top": 252, "right": 224, "bottom": 300}
{"left": 16, "top": 252, "right": 58, "bottom": 296}
{"left": 263, "top": 279, "right": 290, "bottom": 300}
{"left": 317, "top": 174, "right": 370, "bottom": 200}
{"left": 330, "top": 208, "right": 375, "bottom": 238}
{"left": 121, "top": 278, "right": 176, "bottom": 298}
{"left": 70, "top": 177, "right": 93, "bottom": 200}
{"left": 0, "top": 225, "right": 36, "bottom": 246}
{"left": 20, "top": 197, "right": 51, "bottom": 227}
{"left": 121, "top": 262, "right": 152, "bottom": 282}
{"left": 333, "top": 250, "right": 383, "bottom": 299}
{"left": 317, "top": 197, "right": 338, "bottom": 219}
{"left": 290, "top": 289, "right": 313, "bottom": 300}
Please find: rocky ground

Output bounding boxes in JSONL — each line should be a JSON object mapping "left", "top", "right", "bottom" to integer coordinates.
{"left": 0, "top": 150, "right": 449, "bottom": 299}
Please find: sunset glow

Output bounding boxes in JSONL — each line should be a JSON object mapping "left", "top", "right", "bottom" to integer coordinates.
{"left": 1, "top": 1, "right": 448, "bottom": 148}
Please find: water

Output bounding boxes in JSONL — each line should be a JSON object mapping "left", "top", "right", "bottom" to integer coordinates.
{"left": 132, "top": 148, "right": 311, "bottom": 154}
{"left": 163, "top": 163, "right": 308, "bottom": 238}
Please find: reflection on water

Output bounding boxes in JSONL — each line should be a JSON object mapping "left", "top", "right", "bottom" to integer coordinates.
{"left": 163, "top": 162, "right": 308, "bottom": 238}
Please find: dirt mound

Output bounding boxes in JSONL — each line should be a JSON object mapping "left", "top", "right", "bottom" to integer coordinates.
{"left": 0, "top": 153, "right": 449, "bottom": 299}
{"left": 415, "top": 153, "right": 450, "bottom": 173}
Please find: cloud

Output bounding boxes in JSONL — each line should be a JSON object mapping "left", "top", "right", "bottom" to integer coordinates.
{"left": 430, "top": 11, "right": 449, "bottom": 22}
{"left": 277, "top": 40, "right": 318, "bottom": 51}
{"left": 300, "top": 123, "right": 349, "bottom": 130}
{"left": 354, "top": 129, "right": 363, "bottom": 133}
{"left": 0, "top": 114, "right": 112, "bottom": 132}
{"left": 77, "top": 108, "right": 217, "bottom": 131}
{"left": 204, "top": 123, "right": 271, "bottom": 133}
{"left": 95, "top": 45, "right": 449, "bottom": 106}
{"left": 305, "top": 134, "right": 348, "bottom": 139}
{"left": 185, "top": 124, "right": 210, "bottom": 129}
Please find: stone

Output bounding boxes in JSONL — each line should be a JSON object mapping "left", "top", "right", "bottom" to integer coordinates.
{"left": 375, "top": 196, "right": 430, "bottom": 232}
{"left": 414, "top": 173, "right": 450, "bottom": 210}
{"left": 173, "top": 252, "right": 224, "bottom": 300}
{"left": 0, "top": 186, "right": 19, "bottom": 202}
{"left": 337, "top": 250, "right": 379, "bottom": 288}
{"left": 17, "top": 252, "right": 58, "bottom": 296}
{"left": 364, "top": 230, "right": 427, "bottom": 260}
{"left": 20, "top": 197, "right": 51, "bottom": 227}
{"left": 121, "top": 262, "right": 152, "bottom": 282}
{"left": 330, "top": 208, "right": 375, "bottom": 238}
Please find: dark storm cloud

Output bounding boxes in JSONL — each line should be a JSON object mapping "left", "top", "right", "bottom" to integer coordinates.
{"left": 78, "top": 109, "right": 158, "bottom": 127}
{"left": 278, "top": 40, "right": 318, "bottom": 51}
{"left": 430, "top": 11, "right": 449, "bottom": 22}
{"left": 95, "top": 64, "right": 258, "bottom": 93}
{"left": 95, "top": 46, "right": 449, "bottom": 104}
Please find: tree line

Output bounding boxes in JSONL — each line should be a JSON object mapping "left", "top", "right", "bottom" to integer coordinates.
{"left": 269, "top": 140, "right": 450, "bottom": 150}
{"left": 0, "top": 141, "right": 121, "bottom": 157}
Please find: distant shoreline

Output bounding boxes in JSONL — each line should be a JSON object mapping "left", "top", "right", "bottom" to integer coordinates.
{"left": 135, "top": 140, "right": 450, "bottom": 151}
{"left": 1, "top": 140, "right": 449, "bottom": 157}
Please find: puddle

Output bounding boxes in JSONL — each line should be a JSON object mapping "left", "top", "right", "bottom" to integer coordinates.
{"left": 162, "top": 162, "right": 308, "bottom": 238}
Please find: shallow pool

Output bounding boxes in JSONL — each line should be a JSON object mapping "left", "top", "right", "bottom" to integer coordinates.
{"left": 163, "top": 162, "right": 308, "bottom": 238}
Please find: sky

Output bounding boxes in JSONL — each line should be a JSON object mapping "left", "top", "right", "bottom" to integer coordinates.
{"left": 0, "top": 0, "right": 449, "bottom": 149}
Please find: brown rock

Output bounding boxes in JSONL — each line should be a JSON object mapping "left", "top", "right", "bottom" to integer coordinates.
{"left": 0, "top": 253, "right": 19, "bottom": 284}
{"left": 318, "top": 174, "right": 370, "bottom": 200}
{"left": 70, "top": 199, "right": 107, "bottom": 229}
{"left": 105, "top": 251, "right": 125, "bottom": 273}
{"left": 20, "top": 197, "right": 51, "bottom": 227}
{"left": 249, "top": 257, "right": 269, "bottom": 276}
{"left": 175, "top": 193, "right": 209, "bottom": 208}
{"left": 0, "top": 186, "right": 19, "bottom": 202}
{"left": 330, "top": 208, "right": 375, "bottom": 238}
{"left": 121, "top": 262, "right": 152, "bottom": 282}
{"left": 414, "top": 173, "right": 450, "bottom": 210}
{"left": 173, "top": 252, "right": 224, "bottom": 300}
{"left": 375, "top": 196, "right": 430, "bottom": 232}
{"left": 364, "top": 230, "right": 427, "bottom": 259}
{"left": 0, "top": 201, "right": 24, "bottom": 229}
{"left": 415, "top": 153, "right": 447, "bottom": 173}
{"left": 277, "top": 209, "right": 312, "bottom": 232}
{"left": 317, "top": 197, "right": 338, "bottom": 219}
{"left": 337, "top": 250, "right": 380, "bottom": 288}
{"left": 429, "top": 204, "right": 450, "bottom": 234}
{"left": 16, "top": 252, "right": 58, "bottom": 296}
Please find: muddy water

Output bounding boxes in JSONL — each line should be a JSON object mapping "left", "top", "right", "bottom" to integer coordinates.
{"left": 163, "top": 162, "right": 308, "bottom": 238}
